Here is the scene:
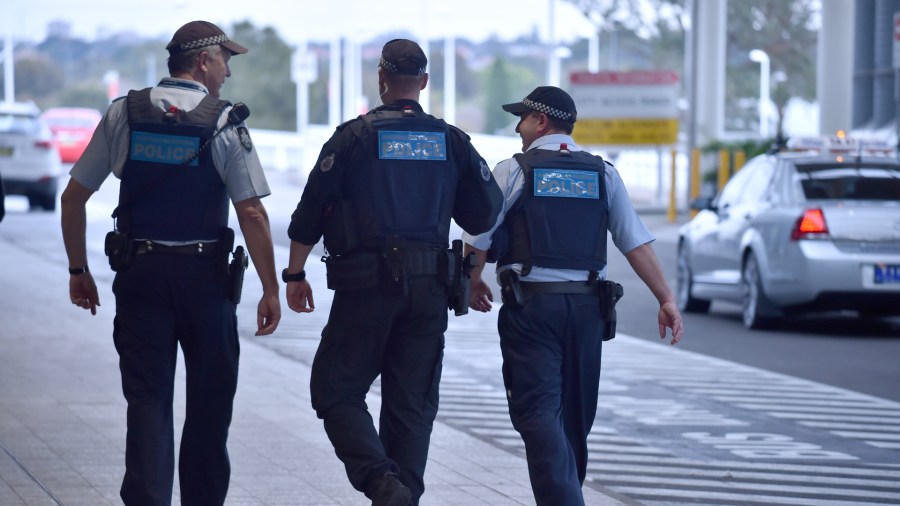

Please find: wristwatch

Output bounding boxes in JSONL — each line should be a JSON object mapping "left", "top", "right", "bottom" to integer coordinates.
{"left": 281, "top": 268, "right": 306, "bottom": 283}
{"left": 69, "top": 266, "right": 89, "bottom": 275}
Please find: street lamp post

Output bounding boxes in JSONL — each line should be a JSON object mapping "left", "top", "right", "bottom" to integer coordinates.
{"left": 749, "top": 49, "right": 771, "bottom": 138}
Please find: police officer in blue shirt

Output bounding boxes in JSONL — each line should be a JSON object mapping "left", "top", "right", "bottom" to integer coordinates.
{"left": 284, "top": 39, "right": 502, "bottom": 506}
{"left": 463, "top": 86, "right": 684, "bottom": 506}
{"left": 61, "top": 21, "right": 281, "bottom": 506}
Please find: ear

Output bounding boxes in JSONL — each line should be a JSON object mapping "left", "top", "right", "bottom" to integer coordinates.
{"left": 536, "top": 113, "right": 552, "bottom": 134}
{"left": 420, "top": 72, "right": 429, "bottom": 90}
{"left": 197, "top": 51, "right": 210, "bottom": 72}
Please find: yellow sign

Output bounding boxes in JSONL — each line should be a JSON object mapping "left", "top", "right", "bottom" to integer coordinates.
{"left": 573, "top": 118, "right": 679, "bottom": 146}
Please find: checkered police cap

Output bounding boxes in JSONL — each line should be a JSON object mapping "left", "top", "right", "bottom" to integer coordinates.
{"left": 379, "top": 39, "right": 427, "bottom": 76}
{"left": 166, "top": 21, "right": 248, "bottom": 56}
{"left": 502, "top": 86, "right": 577, "bottom": 123}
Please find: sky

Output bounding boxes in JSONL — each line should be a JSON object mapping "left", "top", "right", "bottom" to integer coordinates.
{"left": 7, "top": 0, "right": 597, "bottom": 45}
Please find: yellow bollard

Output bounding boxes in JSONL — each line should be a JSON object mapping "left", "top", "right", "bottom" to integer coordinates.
{"left": 718, "top": 149, "right": 730, "bottom": 192}
{"left": 668, "top": 149, "right": 677, "bottom": 223}
{"left": 734, "top": 150, "right": 746, "bottom": 173}
{"left": 690, "top": 148, "right": 701, "bottom": 218}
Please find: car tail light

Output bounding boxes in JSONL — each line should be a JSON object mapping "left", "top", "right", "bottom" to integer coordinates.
{"left": 791, "top": 208, "right": 829, "bottom": 240}
{"left": 33, "top": 140, "right": 54, "bottom": 150}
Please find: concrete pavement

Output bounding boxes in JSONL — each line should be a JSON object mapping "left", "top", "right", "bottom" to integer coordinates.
{"left": 0, "top": 216, "right": 653, "bottom": 505}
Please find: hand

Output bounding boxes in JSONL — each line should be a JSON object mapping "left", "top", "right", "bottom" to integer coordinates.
{"left": 468, "top": 278, "right": 494, "bottom": 313}
{"left": 255, "top": 293, "right": 281, "bottom": 336}
{"left": 286, "top": 280, "right": 315, "bottom": 314}
{"left": 658, "top": 300, "right": 683, "bottom": 345}
{"left": 69, "top": 273, "right": 100, "bottom": 315}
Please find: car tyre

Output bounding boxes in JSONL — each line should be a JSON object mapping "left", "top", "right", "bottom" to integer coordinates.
{"left": 677, "top": 242, "right": 711, "bottom": 313}
{"left": 742, "top": 254, "right": 777, "bottom": 330}
{"left": 28, "top": 193, "right": 56, "bottom": 212}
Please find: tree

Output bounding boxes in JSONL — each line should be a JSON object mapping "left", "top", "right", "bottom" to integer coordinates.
{"left": 724, "top": 0, "right": 818, "bottom": 135}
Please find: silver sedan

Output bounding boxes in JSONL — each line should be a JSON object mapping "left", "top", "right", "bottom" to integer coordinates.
{"left": 677, "top": 148, "right": 900, "bottom": 329}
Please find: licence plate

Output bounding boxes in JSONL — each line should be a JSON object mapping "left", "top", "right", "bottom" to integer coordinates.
{"left": 874, "top": 264, "right": 900, "bottom": 284}
{"left": 0, "top": 146, "right": 12, "bottom": 157}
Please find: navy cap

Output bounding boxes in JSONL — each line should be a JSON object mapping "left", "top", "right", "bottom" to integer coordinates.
{"left": 379, "top": 39, "right": 427, "bottom": 76}
{"left": 166, "top": 21, "right": 248, "bottom": 56}
{"left": 502, "top": 86, "right": 577, "bottom": 123}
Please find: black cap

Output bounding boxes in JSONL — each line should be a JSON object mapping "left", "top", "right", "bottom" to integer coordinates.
{"left": 379, "top": 39, "right": 427, "bottom": 76}
{"left": 166, "top": 21, "right": 248, "bottom": 56}
{"left": 502, "top": 86, "right": 577, "bottom": 123}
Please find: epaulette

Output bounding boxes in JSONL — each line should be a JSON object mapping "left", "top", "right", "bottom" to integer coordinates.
{"left": 112, "top": 95, "right": 127, "bottom": 103}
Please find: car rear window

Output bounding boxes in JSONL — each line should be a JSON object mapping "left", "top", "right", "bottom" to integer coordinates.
{"left": 0, "top": 113, "right": 41, "bottom": 135}
{"left": 796, "top": 164, "right": 900, "bottom": 201}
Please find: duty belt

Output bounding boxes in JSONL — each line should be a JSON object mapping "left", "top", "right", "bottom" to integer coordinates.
{"left": 133, "top": 240, "right": 217, "bottom": 256}
{"left": 519, "top": 281, "right": 604, "bottom": 296}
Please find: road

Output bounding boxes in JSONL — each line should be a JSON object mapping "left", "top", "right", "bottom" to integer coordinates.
{"left": 3, "top": 171, "right": 900, "bottom": 505}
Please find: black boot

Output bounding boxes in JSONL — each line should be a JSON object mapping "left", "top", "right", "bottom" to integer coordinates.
{"left": 365, "top": 472, "right": 411, "bottom": 506}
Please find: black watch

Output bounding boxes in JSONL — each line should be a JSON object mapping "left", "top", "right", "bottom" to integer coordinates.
{"left": 69, "top": 266, "right": 89, "bottom": 275}
{"left": 281, "top": 268, "right": 306, "bottom": 283}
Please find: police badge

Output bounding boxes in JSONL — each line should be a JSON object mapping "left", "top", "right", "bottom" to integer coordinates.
{"left": 479, "top": 160, "right": 491, "bottom": 181}
{"left": 237, "top": 127, "right": 253, "bottom": 152}
{"left": 320, "top": 153, "right": 335, "bottom": 172}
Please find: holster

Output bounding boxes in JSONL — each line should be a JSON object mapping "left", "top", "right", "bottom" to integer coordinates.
{"left": 382, "top": 236, "right": 408, "bottom": 297}
{"left": 104, "top": 231, "right": 133, "bottom": 272}
{"left": 447, "top": 239, "right": 476, "bottom": 316}
{"left": 226, "top": 245, "right": 248, "bottom": 304}
{"left": 498, "top": 269, "right": 525, "bottom": 307}
{"left": 599, "top": 280, "right": 624, "bottom": 341}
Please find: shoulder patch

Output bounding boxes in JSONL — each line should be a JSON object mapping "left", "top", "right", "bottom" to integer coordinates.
{"left": 237, "top": 127, "right": 253, "bottom": 152}
{"left": 479, "top": 159, "right": 491, "bottom": 182}
{"left": 319, "top": 153, "right": 335, "bottom": 172}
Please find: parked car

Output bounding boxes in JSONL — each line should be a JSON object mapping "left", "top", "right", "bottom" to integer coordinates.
{"left": 677, "top": 135, "right": 900, "bottom": 329}
{"left": 41, "top": 107, "right": 102, "bottom": 164}
{"left": 0, "top": 101, "right": 62, "bottom": 211}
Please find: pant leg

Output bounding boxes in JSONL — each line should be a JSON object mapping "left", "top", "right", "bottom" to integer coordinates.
{"left": 379, "top": 276, "right": 448, "bottom": 504}
{"left": 498, "top": 294, "right": 584, "bottom": 506}
{"left": 560, "top": 294, "right": 604, "bottom": 485}
{"left": 113, "top": 258, "right": 179, "bottom": 506}
{"left": 174, "top": 256, "right": 239, "bottom": 506}
{"left": 309, "top": 286, "right": 399, "bottom": 494}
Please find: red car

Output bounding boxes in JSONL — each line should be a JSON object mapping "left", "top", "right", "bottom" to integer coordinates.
{"left": 41, "top": 107, "right": 102, "bottom": 163}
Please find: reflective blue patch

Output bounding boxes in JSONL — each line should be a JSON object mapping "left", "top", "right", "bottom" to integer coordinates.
{"left": 533, "top": 169, "right": 600, "bottom": 199}
{"left": 130, "top": 131, "right": 200, "bottom": 166}
{"left": 378, "top": 131, "right": 447, "bottom": 161}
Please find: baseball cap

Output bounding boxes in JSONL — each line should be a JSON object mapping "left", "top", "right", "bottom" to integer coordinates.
{"left": 379, "top": 39, "right": 427, "bottom": 76}
{"left": 166, "top": 21, "right": 248, "bottom": 56}
{"left": 502, "top": 86, "right": 577, "bottom": 123}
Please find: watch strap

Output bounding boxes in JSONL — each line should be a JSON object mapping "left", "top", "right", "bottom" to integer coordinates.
{"left": 281, "top": 268, "right": 306, "bottom": 283}
{"left": 69, "top": 266, "right": 89, "bottom": 275}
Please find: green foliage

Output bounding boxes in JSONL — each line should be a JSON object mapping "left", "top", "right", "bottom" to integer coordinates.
{"left": 56, "top": 85, "right": 109, "bottom": 111}
{"left": 480, "top": 57, "right": 539, "bottom": 135}
{"left": 10, "top": 56, "right": 64, "bottom": 104}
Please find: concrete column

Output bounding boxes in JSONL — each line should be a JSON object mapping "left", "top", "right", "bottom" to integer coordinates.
{"left": 694, "top": 0, "right": 727, "bottom": 144}
{"left": 819, "top": 0, "right": 855, "bottom": 134}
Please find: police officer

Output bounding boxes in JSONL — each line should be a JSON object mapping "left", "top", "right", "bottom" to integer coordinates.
{"left": 463, "top": 86, "right": 683, "bottom": 506}
{"left": 284, "top": 39, "right": 502, "bottom": 506}
{"left": 60, "top": 20, "right": 281, "bottom": 506}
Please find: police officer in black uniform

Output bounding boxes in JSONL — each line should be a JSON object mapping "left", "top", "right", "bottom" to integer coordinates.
{"left": 284, "top": 39, "right": 502, "bottom": 506}
{"left": 463, "top": 86, "right": 684, "bottom": 505}
{"left": 61, "top": 21, "right": 281, "bottom": 506}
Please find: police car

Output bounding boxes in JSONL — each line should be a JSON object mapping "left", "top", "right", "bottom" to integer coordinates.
{"left": 677, "top": 132, "right": 900, "bottom": 329}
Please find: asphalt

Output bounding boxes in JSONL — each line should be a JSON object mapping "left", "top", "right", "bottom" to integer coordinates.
{"left": 0, "top": 211, "right": 686, "bottom": 506}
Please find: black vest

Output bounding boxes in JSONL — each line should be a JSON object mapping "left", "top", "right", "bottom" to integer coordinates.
{"left": 120, "top": 88, "right": 230, "bottom": 241}
{"left": 352, "top": 106, "right": 459, "bottom": 247}
{"left": 498, "top": 146, "right": 609, "bottom": 273}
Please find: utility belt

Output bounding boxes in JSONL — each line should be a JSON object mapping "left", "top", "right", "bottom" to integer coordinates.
{"left": 498, "top": 269, "right": 624, "bottom": 341}
{"left": 323, "top": 238, "right": 476, "bottom": 315}
{"left": 104, "top": 227, "right": 248, "bottom": 304}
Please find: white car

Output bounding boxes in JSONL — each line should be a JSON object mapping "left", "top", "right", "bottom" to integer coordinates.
{"left": 0, "top": 101, "right": 62, "bottom": 211}
{"left": 677, "top": 136, "right": 900, "bottom": 329}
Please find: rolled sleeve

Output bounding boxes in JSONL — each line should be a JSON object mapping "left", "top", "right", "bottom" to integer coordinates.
{"left": 606, "top": 163, "right": 655, "bottom": 253}
{"left": 212, "top": 119, "right": 271, "bottom": 203}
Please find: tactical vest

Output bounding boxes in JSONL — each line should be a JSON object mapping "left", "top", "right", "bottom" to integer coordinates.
{"left": 120, "top": 88, "right": 230, "bottom": 241}
{"left": 498, "top": 146, "right": 609, "bottom": 274}
{"left": 352, "top": 106, "right": 459, "bottom": 247}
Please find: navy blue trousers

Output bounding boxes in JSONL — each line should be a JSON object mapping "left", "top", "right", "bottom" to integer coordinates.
{"left": 112, "top": 253, "right": 239, "bottom": 506}
{"left": 498, "top": 293, "right": 606, "bottom": 506}
{"left": 310, "top": 276, "right": 447, "bottom": 505}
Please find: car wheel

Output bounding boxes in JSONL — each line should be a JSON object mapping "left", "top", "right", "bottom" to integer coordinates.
{"left": 741, "top": 254, "right": 776, "bottom": 329}
{"left": 677, "top": 242, "right": 711, "bottom": 313}
{"left": 28, "top": 194, "right": 56, "bottom": 212}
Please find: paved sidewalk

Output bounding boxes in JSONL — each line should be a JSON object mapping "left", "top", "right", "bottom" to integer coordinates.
{"left": 0, "top": 229, "right": 638, "bottom": 505}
